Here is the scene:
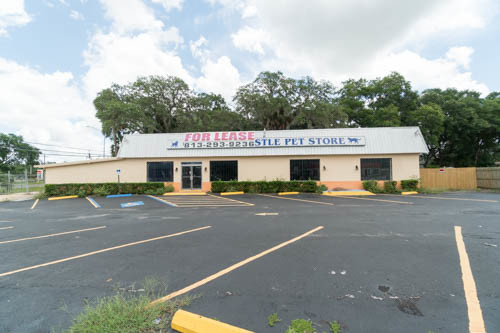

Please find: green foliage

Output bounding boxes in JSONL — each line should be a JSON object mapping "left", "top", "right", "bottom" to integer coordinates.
{"left": 164, "top": 184, "right": 174, "bottom": 193}
{"left": 66, "top": 277, "right": 192, "bottom": 333}
{"left": 317, "top": 184, "right": 328, "bottom": 193}
{"left": 267, "top": 313, "right": 281, "bottom": 327}
{"left": 400, "top": 179, "right": 419, "bottom": 191}
{"left": 362, "top": 180, "right": 380, "bottom": 193}
{"left": 211, "top": 180, "right": 318, "bottom": 193}
{"left": 383, "top": 181, "right": 398, "bottom": 193}
{"left": 44, "top": 183, "right": 165, "bottom": 197}
{"left": 329, "top": 320, "right": 341, "bottom": 333}
{"left": 0, "top": 133, "right": 41, "bottom": 172}
{"left": 285, "top": 319, "right": 314, "bottom": 333}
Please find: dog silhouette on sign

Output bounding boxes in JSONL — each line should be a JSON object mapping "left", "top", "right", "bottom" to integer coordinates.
{"left": 171, "top": 141, "right": 178, "bottom": 147}
{"left": 348, "top": 137, "right": 360, "bottom": 144}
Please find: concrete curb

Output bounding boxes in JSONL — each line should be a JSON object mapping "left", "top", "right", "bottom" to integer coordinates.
{"left": 220, "top": 191, "right": 244, "bottom": 196}
{"left": 322, "top": 191, "right": 375, "bottom": 196}
{"left": 171, "top": 310, "right": 254, "bottom": 333}
{"left": 401, "top": 191, "right": 418, "bottom": 195}
{"left": 277, "top": 192, "right": 300, "bottom": 195}
{"left": 48, "top": 195, "right": 78, "bottom": 201}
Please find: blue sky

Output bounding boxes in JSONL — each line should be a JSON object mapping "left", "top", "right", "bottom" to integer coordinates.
{"left": 0, "top": 0, "right": 499, "bottom": 162}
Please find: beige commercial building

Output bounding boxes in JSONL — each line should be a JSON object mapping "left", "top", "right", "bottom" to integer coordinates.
{"left": 38, "top": 127, "right": 428, "bottom": 192}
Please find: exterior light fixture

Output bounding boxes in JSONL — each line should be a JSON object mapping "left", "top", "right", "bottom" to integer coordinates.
{"left": 323, "top": 165, "right": 326, "bottom": 171}
{"left": 204, "top": 167, "right": 207, "bottom": 172}
{"left": 355, "top": 165, "right": 359, "bottom": 170}
{"left": 175, "top": 167, "right": 178, "bottom": 172}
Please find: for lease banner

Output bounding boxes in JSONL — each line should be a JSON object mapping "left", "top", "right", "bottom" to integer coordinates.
{"left": 168, "top": 131, "right": 365, "bottom": 149}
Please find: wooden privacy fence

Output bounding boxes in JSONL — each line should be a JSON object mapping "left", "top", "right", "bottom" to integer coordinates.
{"left": 476, "top": 167, "right": 500, "bottom": 189}
{"left": 420, "top": 167, "right": 477, "bottom": 190}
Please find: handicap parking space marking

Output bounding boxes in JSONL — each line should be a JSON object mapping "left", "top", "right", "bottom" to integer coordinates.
{"left": 86, "top": 196, "right": 101, "bottom": 208}
{"left": 151, "top": 226, "right": 324, "bottom": 305}
{"left": 454, "top": 226, "right": 486, "bottom": 333}
{"left": 0, "top": 226, "right": 14, "bottom": 231}
{"left": 161, "top": 194, "right": 254, "bottom": 208}
{"left": 257, "top": 193, "right": 334, "bottom": 206}
{"left": 0, "top": 226, "right": 107, "bottom": 245}
{"left": 0, "top": 225, "right": 212, "bottom": 278}
{"left": 331, "top": 195, "right": 413, "bottom": 205}
{"left": 120, "top": 201, "right": 144, "bottom": 208}
{"left": 207, "top": 194, "right": 254, "bottom": 206}
{"left": 381, "top": 194, "right": 497, "bottom": 203}
{"left": 146, "top": 195, "right": 178, "bottom": 207}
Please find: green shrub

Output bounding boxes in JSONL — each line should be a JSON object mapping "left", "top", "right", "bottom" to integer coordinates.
{"left": 44, "top": 183, "right": 165, "bottom": 197}
{"left": 362, "top": 180, "right": 380, "bottom": 193}
{"left": 286, "top": 319, "right": 314, "bottom": 333}
{"left": 164, "top": 184, "right": 174, "bottom": 193}
{"left": 383, "top": 181, "right": 398, "bottom": 193}
{"left": 211, "top": 180, "right": 318, "bottom": 193}
{"left": 401, "top": 179, "right": 419, "bottom": 191}
{"left": 317, "top": 184, "right": 328, "bottom": 193}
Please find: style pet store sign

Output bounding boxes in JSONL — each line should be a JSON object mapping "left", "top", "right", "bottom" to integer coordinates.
{"left": 168, "top": 131, "right": 365, "bottom": 149}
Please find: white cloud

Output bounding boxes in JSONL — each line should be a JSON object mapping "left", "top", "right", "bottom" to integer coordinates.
{"left": 152, "top": 0, "right": 184, "bottom": 12}
{"left": 195, "top": 56, "right": 242, "bottom": 102}
{"left": 445, "top": 46, "right": 474, "bottom": 70}
{"left": 83, "top": 29, "right": 189, "bottom": 99}
{"left": 364, "top": 48, "right": 489, "bottom": 95}
{"left": 0, "top": 0, "right": 31, "bottom": 37}
{"left": 231, "top": 26, "right": 269, "bottom": 55}
{"left": 0, "top": 58, "right": 105, "bottom": 162}
{"left": 69, "top": 10, "right": 84, "bottom": 21}
{"left": 189, "top": 36, "right": 210, "bottom": 60}
{"left": 99, "top": 0, "right": 164, "bottom": 33}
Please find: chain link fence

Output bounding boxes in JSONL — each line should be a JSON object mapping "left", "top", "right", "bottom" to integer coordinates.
{"left": 0, "top": 171, "right": 44, "bottom": 194}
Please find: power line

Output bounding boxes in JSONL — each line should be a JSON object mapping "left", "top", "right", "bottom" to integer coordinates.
{"left": 0, "top": 145, "right": 108, "bottom": 158}
{"left": 24, "top": 141, "right": 104, "bottom": 153}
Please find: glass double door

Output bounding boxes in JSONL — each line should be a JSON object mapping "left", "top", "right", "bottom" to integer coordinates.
{"left": 181, "top": 163, "right": 202, "bottom": 189}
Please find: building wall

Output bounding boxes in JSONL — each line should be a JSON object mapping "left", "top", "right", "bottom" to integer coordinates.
{"left": 44, "top": 154, "right": 420, "bottom": 190}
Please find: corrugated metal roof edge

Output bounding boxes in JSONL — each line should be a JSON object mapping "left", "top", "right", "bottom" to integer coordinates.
{"left": 35, "top": 157, "right": 123, "bottom": 169}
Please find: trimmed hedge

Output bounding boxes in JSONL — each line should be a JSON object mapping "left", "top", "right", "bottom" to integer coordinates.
{"left": 44, "top": 183, "right": 166, "bottom": 197}
{"left": 383, "top": 181, "right": 398, "bottom": 193}
{"left": 401, "top": 179, "right": 419, "bottom": 191}
{"left": 362, "top": 180, "right": 380, "bottom": 193}
{"left": 211, "top": 180, "right": 318, "bottom": 193}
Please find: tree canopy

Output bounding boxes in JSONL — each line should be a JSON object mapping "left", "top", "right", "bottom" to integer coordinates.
{"left": 0, "top": 134, "right": 41, "bottom": 172}
{"left": 94, "top": 72, "right": 499, "bottom": 167}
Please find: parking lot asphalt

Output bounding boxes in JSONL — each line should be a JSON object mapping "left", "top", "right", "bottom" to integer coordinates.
{"left": 0, "top": 192, "right": 499, "bottom": 332}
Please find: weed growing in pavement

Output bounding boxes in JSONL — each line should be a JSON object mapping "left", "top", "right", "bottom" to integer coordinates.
{"left": 62, "top": 276, "right": 196, "bottom": 333}
{"left": 267, "top": 312, "right": 281, "bottom": 327}
{"left": 329, "top": 320, "right": 341, "bottom": 333}
{"left": 285, "top": 319, "right": 315, "bottom": 333}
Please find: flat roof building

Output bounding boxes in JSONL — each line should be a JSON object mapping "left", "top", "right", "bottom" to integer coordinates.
{"left": 38, "top": 127, "right": 428, "bottom": 191}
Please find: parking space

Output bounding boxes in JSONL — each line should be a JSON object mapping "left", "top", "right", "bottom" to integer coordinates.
{"left": 0, "top": 191, "right": 499, "bottom": 332}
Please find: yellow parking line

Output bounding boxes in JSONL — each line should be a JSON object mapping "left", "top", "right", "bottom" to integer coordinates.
{"left": 454, "top": 226, "right": 486, "bottom": 333}
{"left": 0, "top": 226, "right": 106, "bottom": 245}
{"left": 208, "top": 194, "right": 254, "bottom": 206}
{"left": 332, "top": 196, "right": 412, "bottom": 205}
{"left": 31, "top": 199, "right": 39, "bottom": 210}
{"left": 0, "top": 226, "right": 14, "bottom": 231}
{"left": 257, "top": 194, "right": 334, "bottom": 206}
{"left": 86, "top": 197, "right": 99, "bottom": 208}
{"left": 0, "top": 226, "right": 211, "bottom": 278}
{"left": 151, "top": 226, "right": 323, "bottom": 305}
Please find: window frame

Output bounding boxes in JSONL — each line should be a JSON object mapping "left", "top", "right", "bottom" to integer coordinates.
{"left": 360, "top": 158, "right": 392, "bottom": 181}
{"left": 290, "top": 159, "right": 320, "bottom": 181}
{"left": 147, "top": 161, "right": 174, "bottom": 182}
{"left": 210, "top": 160, "right": 238, "bottom": 181}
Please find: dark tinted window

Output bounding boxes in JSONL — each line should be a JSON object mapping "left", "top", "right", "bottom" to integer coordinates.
{"left": 147, "top": 162, "right": 173, "bottom": 182}
{"left": 210, "top": 161, "right": 238, "bottom": 181}
{"left": 360, "top": 158, "right": 392, "bottom": 180}
{"left": 290, "top": 159, "right": 320, "bottom": 181}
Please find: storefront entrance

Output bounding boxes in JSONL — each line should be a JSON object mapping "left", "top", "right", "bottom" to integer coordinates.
{"left": 181, "top": 162, "right": 202, "bottom": 190}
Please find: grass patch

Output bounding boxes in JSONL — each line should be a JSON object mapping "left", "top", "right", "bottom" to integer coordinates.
{"left": 268, "top": 312, "right": 281, "bottom": 327}
{"left": 329, "top": 320, "right": 341, "bottom": 333}
{"left": 63, "top": 277, "right": 195, "bottom": 333}
{"left": 285, "top": 319, "right": 314, "bottom": 333}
